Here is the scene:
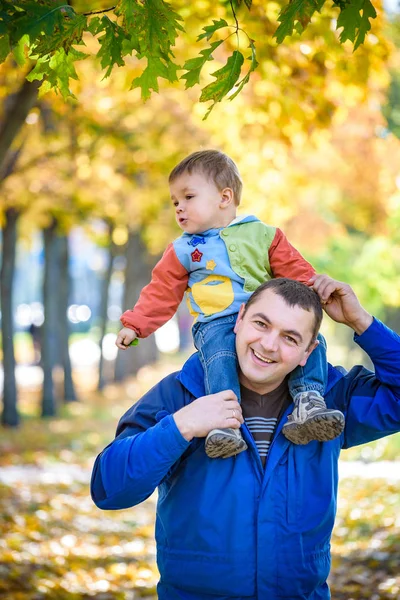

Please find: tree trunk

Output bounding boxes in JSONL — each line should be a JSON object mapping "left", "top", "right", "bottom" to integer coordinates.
{"left": 97, "top": 222, "right": 116, "bottom": 391}
{"left": 0, "top": 208, "right": 19, "bottom": 427}
{"left": 58, "top": 233, "right": 77, "bottom": 402}
{"left": 114, "top": 231, "right": 158, "bottom": 383}
{"left": 0, "top": 78, "right": 40, "bottom": 177}
{"left": 41, "top": 220, "right": 60, "bottom": 416}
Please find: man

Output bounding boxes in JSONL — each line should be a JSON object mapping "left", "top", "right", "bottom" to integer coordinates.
{"left": 91, "top": 276, "right": 400, "bottom": 600}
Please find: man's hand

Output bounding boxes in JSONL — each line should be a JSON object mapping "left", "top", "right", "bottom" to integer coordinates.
{"left": 173, "top": 390, "right": 243, "bottom": 442}
{"left": 116, "top": 327, "right": 137, "bottom": 350}
{"left": 310, "top": 274, "right": 373, "bottom": 335}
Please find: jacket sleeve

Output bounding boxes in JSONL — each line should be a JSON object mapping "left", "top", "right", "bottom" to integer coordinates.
{"left": 120, "top": 243, "right": 189, "bottom": 338}
{"left": 90, "top": 374, "right": 191, "bottom": 510}
{"left": 268, "top": 228, "right": 316, "bottom": 284}
{"left": 332, "top": 318, "right": 400, "bottom": 449}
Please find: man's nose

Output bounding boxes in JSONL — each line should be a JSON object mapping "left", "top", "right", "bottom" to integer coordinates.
{"left": 260, "top": 332, "right": 279, "bottom": 353}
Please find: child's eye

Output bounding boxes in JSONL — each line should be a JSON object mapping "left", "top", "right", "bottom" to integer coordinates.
{"left": 185, "top": 195, "right": 194, "bottom": 200}
{"left": 173, "top": 201, "right": 179, "bottom": 207}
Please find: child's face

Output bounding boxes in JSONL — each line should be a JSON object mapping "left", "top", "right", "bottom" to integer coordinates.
{"left": 170, "top": 171, "right": 235, "bottom": 234}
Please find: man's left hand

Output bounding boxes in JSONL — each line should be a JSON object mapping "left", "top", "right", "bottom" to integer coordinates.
{"left": 309, "top": 274, "right": 373, "bottom": 335}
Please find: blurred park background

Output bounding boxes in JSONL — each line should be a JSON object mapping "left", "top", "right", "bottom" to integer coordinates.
{"left": 1, "top": 0, "right": 400, "bottom": 598}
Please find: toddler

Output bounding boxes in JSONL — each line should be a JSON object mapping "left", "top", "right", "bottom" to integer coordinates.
{"left": 116, "top": 150, "right": 345, "bottom": 458}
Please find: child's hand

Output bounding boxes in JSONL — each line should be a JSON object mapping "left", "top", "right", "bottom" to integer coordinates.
{"left": 116, "top": 327, "right": 137, "bottom": 350}
{"left": 309, "top": 274, "right": 337, "bottom": 305}
{"left": 310, "top": 274, "right": 372, "bottom": 333}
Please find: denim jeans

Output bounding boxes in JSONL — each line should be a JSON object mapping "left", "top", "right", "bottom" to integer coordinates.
{"left": 192, "top": 315, "right": 241, "bottom": 401}
{"left": 193, "top": 317, "right": 327, "bottom": 402}
{"left": 288, "top": 333, "right": 327, "bottom": 398}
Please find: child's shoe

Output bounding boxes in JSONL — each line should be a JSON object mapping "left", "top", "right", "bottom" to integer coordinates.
{"left": 282, "top": 391, "right": 345, "bottom": 445}
{"left": 205, "top": 427, "right": 248, "bottom": 459}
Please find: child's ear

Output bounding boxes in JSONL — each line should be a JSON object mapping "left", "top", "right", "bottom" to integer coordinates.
{"left": 220, "top": 187, "right": 234, "bottom": 208}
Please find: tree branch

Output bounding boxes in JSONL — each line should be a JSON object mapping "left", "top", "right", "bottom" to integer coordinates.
{"left": 83, "top": 6, "right": 116, "bottom": 16}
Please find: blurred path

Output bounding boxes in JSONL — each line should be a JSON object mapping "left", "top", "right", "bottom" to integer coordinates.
{"left": 0, "top": 364, "right": 44, "bottom": 393}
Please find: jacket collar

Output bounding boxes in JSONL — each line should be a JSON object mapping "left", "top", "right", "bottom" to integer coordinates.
{"left": 226, "top": 214, "right": 259, "bottom": 227}
{"left": 180, "top": 215, "right": 260, "bottom": 240}
{"left": 176, "top": 353, "right": 205, "bottom": 398}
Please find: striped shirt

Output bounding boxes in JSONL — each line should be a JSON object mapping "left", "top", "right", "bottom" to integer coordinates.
{"left": 241, "top": 378, "right": 291, "bottom": 468}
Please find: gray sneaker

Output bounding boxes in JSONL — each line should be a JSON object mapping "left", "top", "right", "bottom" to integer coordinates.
{"left": 282, "top": 391, "right": 345, "bottom": 445}
{"left": 205, "top": 427, "right": 248, "bottom": 459}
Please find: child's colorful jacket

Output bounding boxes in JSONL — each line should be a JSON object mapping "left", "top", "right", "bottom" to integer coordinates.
{"left": 121, "top": 215, "right": 315, "bottom": 338}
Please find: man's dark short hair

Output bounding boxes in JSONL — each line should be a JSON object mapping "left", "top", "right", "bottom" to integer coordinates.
{"left": 244, "top": 278, "right": 323, "bottom": 347}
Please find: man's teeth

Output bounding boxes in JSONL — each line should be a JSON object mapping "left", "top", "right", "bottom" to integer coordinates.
{"left": 253, "top": 350, "right": 274, "bottom": 363}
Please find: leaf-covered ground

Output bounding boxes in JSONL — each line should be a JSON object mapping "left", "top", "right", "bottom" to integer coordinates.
{"left": 1, "top": 360, "right": 399, "bottom": 599}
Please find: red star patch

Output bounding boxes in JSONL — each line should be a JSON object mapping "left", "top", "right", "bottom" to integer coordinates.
{"left": 191, "top": 249, "right": 203, "bottom": 262}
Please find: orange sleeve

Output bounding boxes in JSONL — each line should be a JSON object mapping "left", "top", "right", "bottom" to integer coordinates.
{"left": 268, "top": 228, "right": 316, "bottom": 284}
{"left": 120, "top": 243, "right": 189, "bottom": 338}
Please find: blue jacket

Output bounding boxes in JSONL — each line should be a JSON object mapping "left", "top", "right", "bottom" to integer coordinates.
{"left": 91, "top": 318, "right": 400, "bottom": 600}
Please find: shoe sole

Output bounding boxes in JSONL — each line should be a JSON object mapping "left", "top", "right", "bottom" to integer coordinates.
{"left": 205, "top": 429, "right": 248, "bottom": 459}
{"left": 282, "top": 412, "right": 345, "bottom": 445}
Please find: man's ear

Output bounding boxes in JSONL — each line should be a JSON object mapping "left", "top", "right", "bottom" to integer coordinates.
{"left": 220, "top": 187, "right": 234, "bottom": 209}
{"left": 298, "top": 339, "right": 319, "bottom": 367}
{"left": 234, "top": 303, "right": 246, "bottom": 333}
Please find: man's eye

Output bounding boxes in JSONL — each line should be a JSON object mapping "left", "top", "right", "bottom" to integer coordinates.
{"left": 254, "top": 320, "right": 266, "bottom": 328}
{"left": 284, "top": 335, "right": 297, "bottom": 344}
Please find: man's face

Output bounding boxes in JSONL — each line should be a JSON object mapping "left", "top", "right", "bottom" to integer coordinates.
{"left": 234, "top": 289, "right": 318, "bottom": 395}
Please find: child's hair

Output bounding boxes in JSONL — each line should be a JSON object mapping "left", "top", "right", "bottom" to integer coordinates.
{"left": 169, "top": 150, "right": 243, "bottom": 206}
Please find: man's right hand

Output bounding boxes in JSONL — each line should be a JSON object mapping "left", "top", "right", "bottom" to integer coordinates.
{"left": 116, "top": 327, "right": 137, "bottom": 350}
{"left": 173, "top": 390, "right": 243, "bottom": 442}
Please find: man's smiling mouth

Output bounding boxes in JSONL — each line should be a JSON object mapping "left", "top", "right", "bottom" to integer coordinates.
{"left": 252, "top": 349, "right": 276, "bottom": 364}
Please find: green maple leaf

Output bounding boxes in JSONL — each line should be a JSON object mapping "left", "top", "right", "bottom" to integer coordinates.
{"left": 337, "top": 2, "right": 360, "bottom": 43}
{"left": 116, "top": 0, "right": 182, "bottom": 91}
{"left": 131, "top": 55, "right": 179, "bottom": 100}
{"left": 115, "top": 0, "right": 144, "bottom": 53}
{"left": 181, "top": 40, "right": 223, "bottom": 89}
{"left": 116, "top": 0, "right": 145, "bottom": 33}
{"left": 274, "top": 0, "right": 325, "bottom": 43}
{"left": 200, "top": 50, "right": 244, "bottom": 118}
{"left": 138, "top": 0, "right": 184, "bottom": 57}
{"left": 355, "top": 0, "right": 376, "bottom": 49}
{"left": 337, "top": 0, "right": 376, "bottom": 49}
{"left": 229, "top": 39, "right": 258, "bottom": 101}
{"left": 12, "top": 3, "right": 72, "bottom": 47}
{"left": 92, "top": 16, "right": 127, "bottom": 78}
{"left": 25, "top": 56, "right": 49, "bottom": 83}
{"left": 0, "top": 34, "right": 10, "bottom": 61}
{"left": 33, "top": 13, "right": 87, "bottom": 56}
{"left": 13, "top": 33, "right": 28, "bottom": 66}
{"left": 0, "top": 10, "right": 11, "bottom": 36}
{"left": 197, "top": 19, "right": 228, "bottom": 42}
{"left": 27, "top": 47, "right": 87, "bottom": 99}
